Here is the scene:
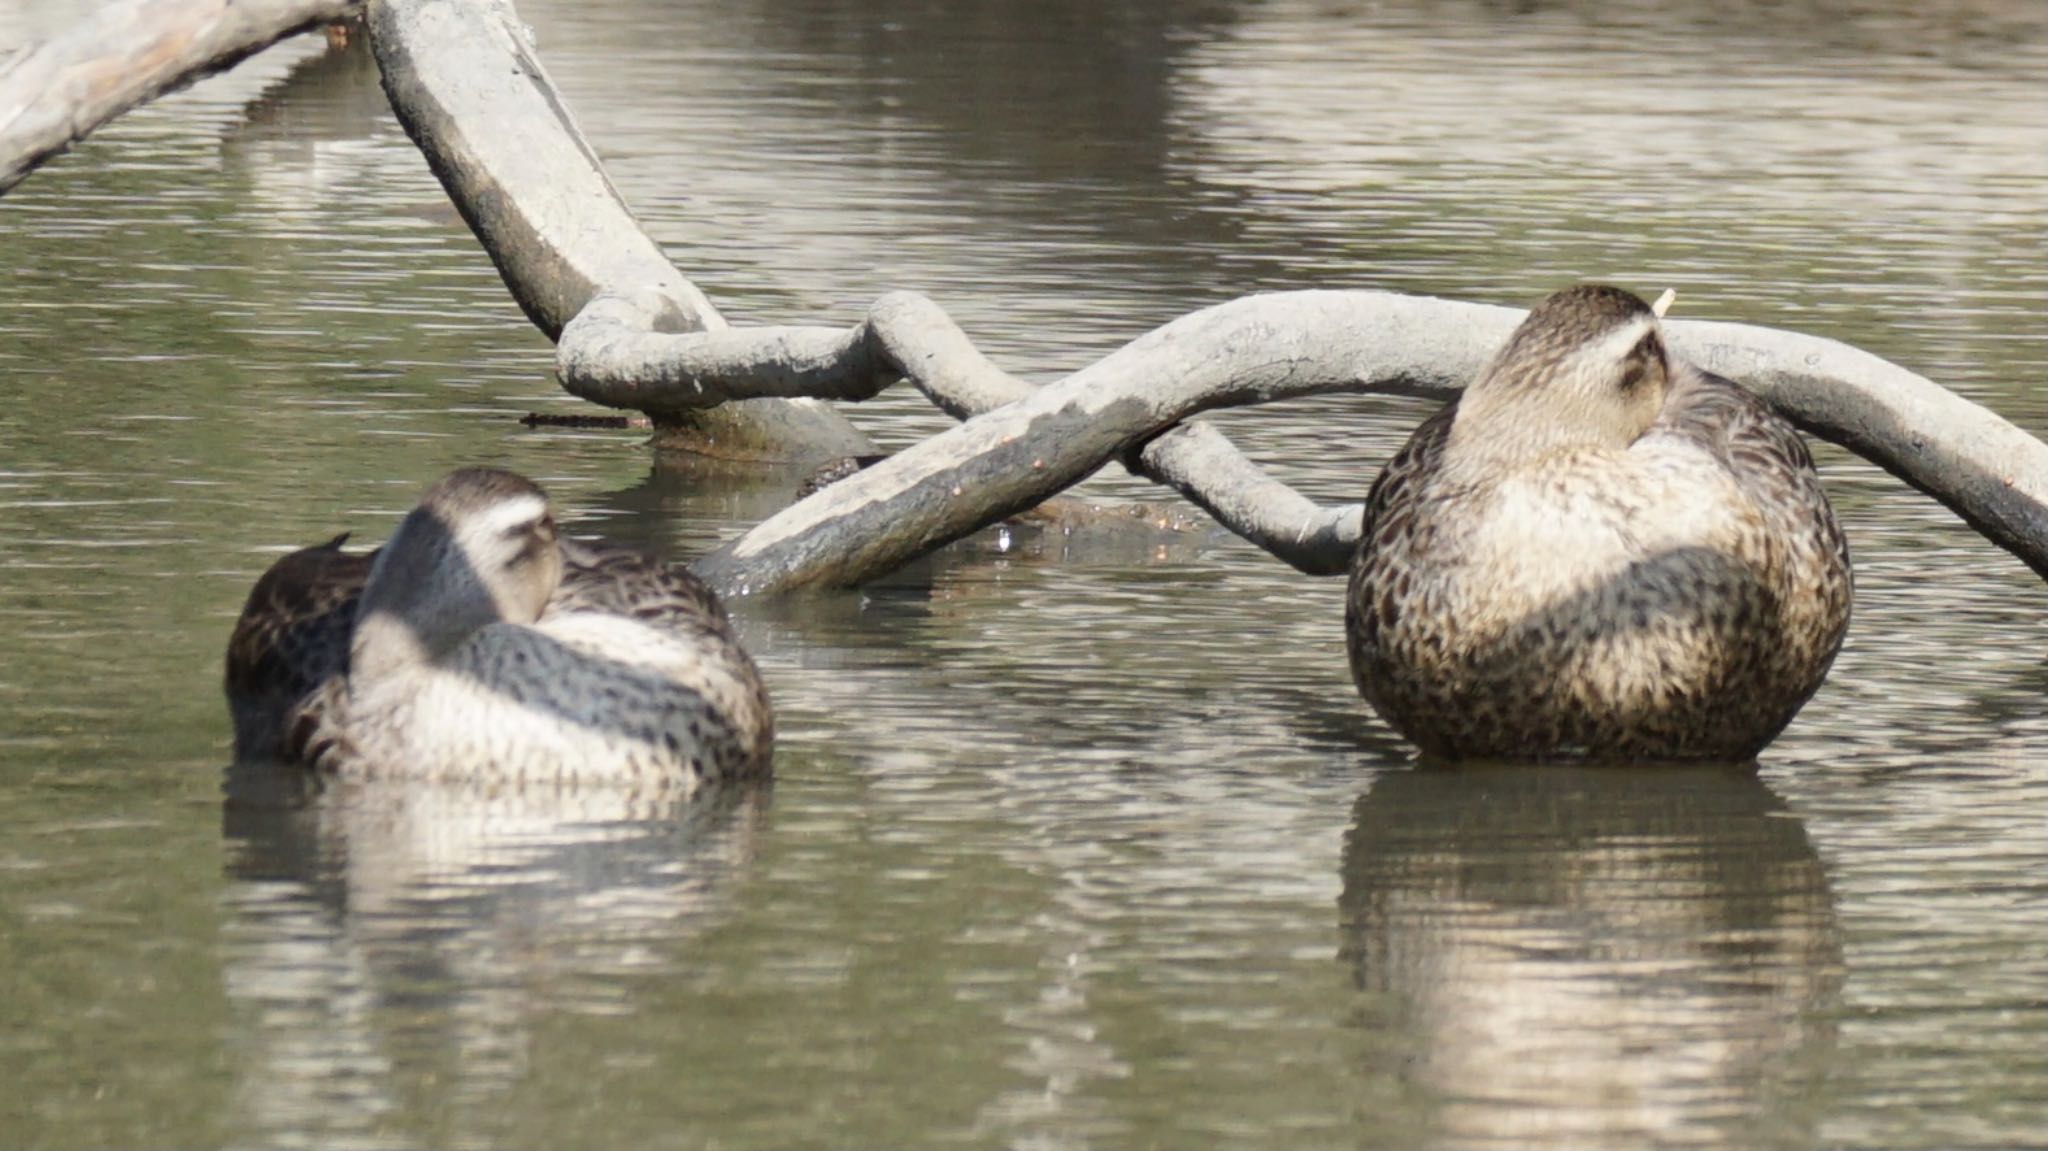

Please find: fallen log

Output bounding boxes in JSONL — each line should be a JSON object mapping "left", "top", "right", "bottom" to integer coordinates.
{"left": 0, "top": 0, "right": 362, "bottom": 194}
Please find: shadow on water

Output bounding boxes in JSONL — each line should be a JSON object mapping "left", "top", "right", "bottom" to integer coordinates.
{"left": 1339, "top": 764, "right": 1842, "bottom": 1150}
{"left": 218, "top": 764, "right": 770, "bottom": 1148}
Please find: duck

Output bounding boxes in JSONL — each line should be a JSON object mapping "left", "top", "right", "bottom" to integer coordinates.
{"left": 225, "top": 468, "right": 772, "bottom": 786}
{"left": 1345, "top": 285, "right": 1852, "bottom": 762}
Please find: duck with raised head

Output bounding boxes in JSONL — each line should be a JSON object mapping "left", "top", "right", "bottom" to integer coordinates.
{"left": 1346, "top": 285, "right": 1851, "bottom": 762}
{"left": 226, "top": 468, "right": 772, "bottom": 786}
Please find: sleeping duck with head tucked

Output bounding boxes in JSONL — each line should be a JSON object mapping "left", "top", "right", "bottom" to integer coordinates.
{"left": 226, "top": 468, "right": 772, "bottom": 787}
{"left": 1346, "top": 285, "right": 1851, "bottom": 762}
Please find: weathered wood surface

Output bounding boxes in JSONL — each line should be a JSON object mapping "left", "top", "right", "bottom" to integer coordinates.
{"left": 693, "top": 291, "right": 2048, "bottom": 594}
{"left": 366, "top": 0, "right": 872, "bottom": 462}
{"left": 0, "top": 0, "right": 362, "bottom": 194}
{"left": 690, "top": 292, "right": 1493, "bottom": 595}
{"left": 392, "top": 0, "right": 2048, "bottom": 587}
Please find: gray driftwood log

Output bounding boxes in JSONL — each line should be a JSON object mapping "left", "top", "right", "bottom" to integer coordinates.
{"left": 378, "top": 0, "right": 2045, "bottom": 590}
{"left": 688, "top": 291, "right": 1465, "bottom": 594}
{"left": 0, "top": 0, "right": 362, "bottom": 193}
{"left": 692, "top": 291, "right": 2048, "bottom": 595}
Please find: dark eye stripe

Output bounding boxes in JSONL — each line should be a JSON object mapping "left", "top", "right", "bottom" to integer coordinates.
{"left": 500, "top": 516, "right": 555, "bottom": 542}
{"left": 511, "top": 536, "right": 549, "bottom": 566}
{"left": 1617, "top": 333, "right": 1664, "bottom": 393}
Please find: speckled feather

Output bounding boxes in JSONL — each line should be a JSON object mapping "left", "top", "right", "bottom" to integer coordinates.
{"left": 1345, "top": 289, "right": 1851, "bottom": 762}
{"left": 224, "top": 533, "right": 371, "bottom": 761}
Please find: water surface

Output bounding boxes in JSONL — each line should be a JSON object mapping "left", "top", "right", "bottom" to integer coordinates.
{"left": 1, "top": 1, "right": 2044, "bottom": 1147}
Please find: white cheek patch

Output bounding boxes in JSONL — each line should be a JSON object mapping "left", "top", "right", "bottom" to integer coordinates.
{"left": 469, "top": 495, "right": 550, "bottom": 542}
{"left": 1570, "top": 316, "right": 1658, "bottom": 377}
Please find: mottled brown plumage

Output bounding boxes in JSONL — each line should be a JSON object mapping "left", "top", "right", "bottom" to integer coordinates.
{"left": 1345, "top": 286, "right": 1851, "bottom": 762}
{"left": 226, "top": 468, "right": 772, "bottom": 786}
{"left": 225, "top": 533, "right": 372, "bottom": 761}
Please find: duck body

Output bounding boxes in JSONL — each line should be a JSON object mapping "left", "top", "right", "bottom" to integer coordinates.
{"left": 226, "top": 470, "right": 772, "bottom": 787}
{"left": 1346, "top": 287, "right": 1850, "bottom": 762}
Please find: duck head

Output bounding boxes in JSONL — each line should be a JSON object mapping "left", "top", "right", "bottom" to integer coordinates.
{"left": 351, "top": 468, "right": 563, "bottom": 682}
{"left": 1450, "top": 285, "right": 1672, "bottom": 470}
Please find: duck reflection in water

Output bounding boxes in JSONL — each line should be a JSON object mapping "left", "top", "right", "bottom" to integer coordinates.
{"left": 220, "top": 766, "right": 769, "bottom": 1148}
{"left": 1339, "top": 765, "right": 1841, "bottom": 1150}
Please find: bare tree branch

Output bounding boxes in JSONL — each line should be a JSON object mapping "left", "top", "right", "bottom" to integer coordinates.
{"left": 558, "top": 291, "right": 891, "bottom": 407}
{"left": 691, "top": 292, "right": 1483, "bottom": 594}
{"left": 557, "top": 286, "right": 1381, "bottom": 572}
{"left": 0, "top": 0, "right": 362, "bottom": 194}
{"left": 857, "top": 290, "right": 1396, "bottom": 575}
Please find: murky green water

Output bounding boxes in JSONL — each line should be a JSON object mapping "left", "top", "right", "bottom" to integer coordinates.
{"left": 2, "top": 1, "right": 2045, "bottom": 1147}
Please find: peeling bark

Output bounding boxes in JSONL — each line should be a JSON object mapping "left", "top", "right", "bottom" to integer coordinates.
{"left": 0, "top": 0, "right": 362, "bottom": 194}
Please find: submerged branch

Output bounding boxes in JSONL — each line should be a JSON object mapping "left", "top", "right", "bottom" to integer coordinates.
{"left": 0, "top": 0, "right": 361, "bottom": 194}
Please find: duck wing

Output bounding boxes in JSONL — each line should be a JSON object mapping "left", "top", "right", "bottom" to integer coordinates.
{"left": 1653, "top": 363, "right": 1852, "bottom": 587}
{"left": 550, "top": 539, "right": 774, "bottom": 773}
{"left": 552, "top": 539, "right": 738, "bottom": 635}
{"left": 1358, "top": 400, "right": 1459, "bottom": 553}
{"left": 1345, "top": 399, "right": 1459, "bottom": 700}
{"left": 1648, "top": 364, "right": 1853, "bottom": 707}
